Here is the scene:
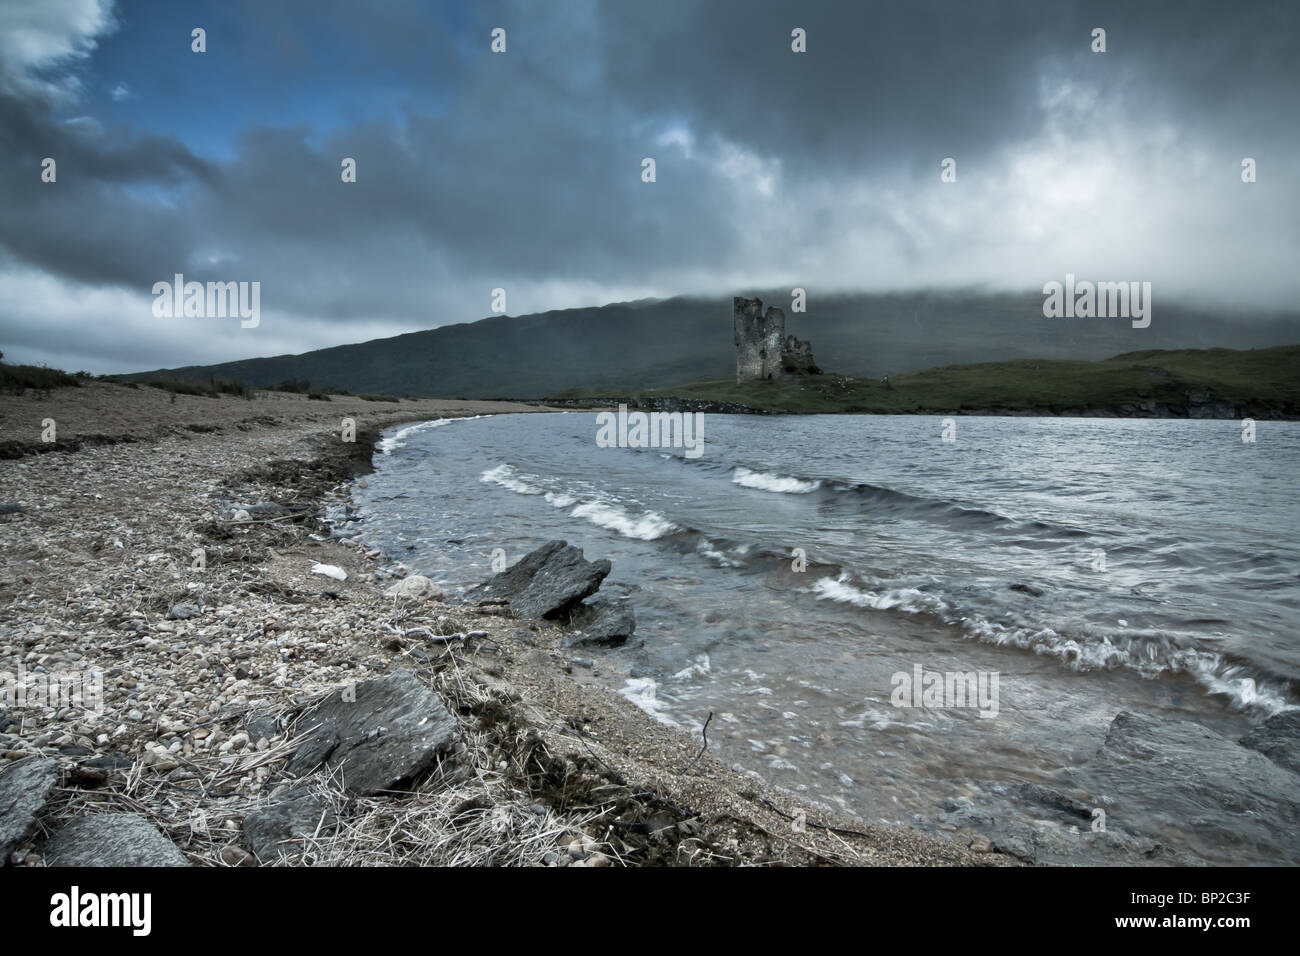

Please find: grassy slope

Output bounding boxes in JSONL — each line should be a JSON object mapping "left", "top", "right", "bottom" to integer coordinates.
{"left": 567, "top": 345, "right": 1300, "bottom": 414}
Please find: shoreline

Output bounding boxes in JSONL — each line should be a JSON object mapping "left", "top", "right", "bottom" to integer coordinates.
{"left": 0, "top": 383, "right": 1001, "bottom": 866}
{"left": 531, "top": 395, "right": 1298, "bottom": 419}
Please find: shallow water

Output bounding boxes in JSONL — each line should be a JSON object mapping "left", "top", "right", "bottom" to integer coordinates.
{"left": 346, "top": 412, "right": 1300, "bottom": 864}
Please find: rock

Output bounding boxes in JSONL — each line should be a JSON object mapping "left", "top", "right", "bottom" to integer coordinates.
{"left": 1008, "top": 583, "right": 1044, "bottom": 597}
{"left": 243, "top": 789, "right": 337, "bottom": 862}
{"left": 140, "top": 745, "right": 180, "bottom": 772}
{"left": 1240, "top": 710, "right": 1300, "bottom": 775}
{"left": 937, "top": 798, "right": 994, "bottom": 830}
{"left": 245, "top": 711, "right": 283, "bottom": 742}
{"left": 65, "top": 765, "right": 109, "bottom": 788}
{"left": 40, "top": 813, "right": 190, "bottom": 866}
{"left": 471, "top": 540, "right": 610, "bottom": 618}
{"left": 0, "top": 756, "right": 59, "bottom": 858}
{"left": 1073, "top": 711, "right": 1300, "bottom": 864}
{"left": 565, "top": 599, "right": 636, "bottom": 647}
{"left": 220, "top": 845, "right": 256, "bottom": 867}
{"left": 310, "top": 563, "right": 347, "bottom": 581}
{"left": 282, "top": 718, "right": 338, "bottom": 774}
{"left": 384, "top": 575, "right": 444, "bottom": 602}
{"left": 0, "top": 503, "right": 23, "bottom": 515}
{"left": 283, "top": 669, "right": 457, "bottom": 795}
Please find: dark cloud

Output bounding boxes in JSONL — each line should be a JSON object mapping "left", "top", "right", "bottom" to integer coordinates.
{"left": 1, "top": 0, "right": 1297, "bottom": 372}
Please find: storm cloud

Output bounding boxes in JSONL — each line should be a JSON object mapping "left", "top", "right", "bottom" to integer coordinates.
{"left": 1, "top": 0, "right": 1297, "bottom": 372}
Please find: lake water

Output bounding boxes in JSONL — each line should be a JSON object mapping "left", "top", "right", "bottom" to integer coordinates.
{"left": 344, "top": 412, "right": 1300, "bottom": 864}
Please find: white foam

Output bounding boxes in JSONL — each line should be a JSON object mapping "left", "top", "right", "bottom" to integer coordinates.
{"left": 733, "top": 466, "right": 821, "bottom": 494}
{"left": 618, "top": 678, "right": 679, "bottom": 726}
{"left": 480, "top": 463, "right": 545, "bottom": 496}
{"left": 815, "top": 573, "right": 1297, "bottom": 716}
{"left": 570, "top": 500, "right": 677, "bottom": 540}
{"left": 378, "top": 415, "right": 487, "bottom": 454}
{"left": 672, "top": 654, "right": 712, "bottom": 681}
{"left": 813, "top": 574, "right": 945, "bottom": 615}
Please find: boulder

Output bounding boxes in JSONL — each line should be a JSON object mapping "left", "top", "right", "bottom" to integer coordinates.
{"left": 565, "top": 600, "right": 636, "bottom": 647}
{"left": 283, "top": 669, "right": 457, "bottom": 795}
{"left": 40, "top": 813, "right": 190, "bottom": 867}
{"left": 471, "top": 540, "right": 610, "bottom": 618}
{"left": 1071, "top": 711, "right": 1300, "bottom": 864}
{"left": 1240, "top": 710, "right": 1300, "bottom": 775}
{"left": 384, "top": 574, "right": 444, "bottom": 602}
{"left": 0, "top": 756, "right": 59, "bottom": 859}
{"left": 243, "top": 789, "right": 337, "bottom": 862}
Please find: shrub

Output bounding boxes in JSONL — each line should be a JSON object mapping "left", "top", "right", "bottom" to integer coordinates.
{"left": 0, "top": 362, "right": 81, "bottom": 394}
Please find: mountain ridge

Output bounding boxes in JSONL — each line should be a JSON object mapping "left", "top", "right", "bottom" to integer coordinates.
{"left": 124, "top": 291, "right": 1300, "bottom": 399}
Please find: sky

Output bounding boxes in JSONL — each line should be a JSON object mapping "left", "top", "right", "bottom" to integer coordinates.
{"left": 1, "top": 0, "right": 1297, "bottom": 373}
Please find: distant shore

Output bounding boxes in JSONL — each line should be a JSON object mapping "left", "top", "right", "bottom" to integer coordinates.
{"left": 0, "top": 383, "right": 1000, "bottom": 866}
{"left": 537, "top": 344, "right": 1300, "bottom": 419}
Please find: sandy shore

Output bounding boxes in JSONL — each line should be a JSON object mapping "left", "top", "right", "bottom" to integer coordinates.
{"left": 0, "top": 382, "right": 1005, "bottom": 866}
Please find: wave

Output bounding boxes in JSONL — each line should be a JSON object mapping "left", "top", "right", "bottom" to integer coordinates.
{"left": 570, "top": 500, "right": 677, "bottom": 540}
{"left": 732, "top": 466, "right": 822, "bottom": 494}
{"left": 378, "top": 415, "right": 488, "bottom": 455}
{"left": 813, "top": 572, "right": 1296, "bottom": 715}
{"left": 481, "top": 463, "right": 678, "bottom": 541}
{"left": 674, "top": 455, "right": 1091, "bottom": 539}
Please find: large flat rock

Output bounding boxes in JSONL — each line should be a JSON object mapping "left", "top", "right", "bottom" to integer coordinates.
{"left": 471, "top": 540, "right": 610, "bottom": 618}
{"left": 41, "top": 813, "right": 190, "bottom": 867}
{"left": 284, "top": 669, "right": 457, "bottom": 795}
{"left": 1071, "top": 710, "right": 1300, "bottom": 864}
{"left": 0, "top": 756, "right": 59, "bottom": 859}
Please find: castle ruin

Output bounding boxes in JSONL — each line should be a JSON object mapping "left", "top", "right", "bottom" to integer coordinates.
{"left": 733, "top": 296, "right": 820, "bottom": 383}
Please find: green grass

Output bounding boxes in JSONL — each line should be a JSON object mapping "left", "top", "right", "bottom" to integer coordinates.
{"left": 563, "top": 345, "right": 1300, "bottom": 415}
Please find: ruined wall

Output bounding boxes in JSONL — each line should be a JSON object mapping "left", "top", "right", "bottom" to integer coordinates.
{"left": 780, "top": 335, "right": 821, "bottom": 375}
{"left": 733, "top": 296, "right": 786, "bottom": 383}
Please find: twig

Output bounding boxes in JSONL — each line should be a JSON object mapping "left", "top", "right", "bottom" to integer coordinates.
{"left": 679, "top": 711, "right": 713, "bottom": 775}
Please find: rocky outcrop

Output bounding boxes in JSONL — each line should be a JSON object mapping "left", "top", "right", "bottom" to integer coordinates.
{"left": 470, "top": 540, "right": 611, "bottom": 618}
{"left": 1070, "top": 711, "right": 1300, "bottom": 863}
{"left": 284, "top": 669, "right": 458, "bottom": 795}
{"left": 0, "top": 756, "right": 59, "bottom": 860}
{"left": 1240, "top": 710, "right": 1300, "bottom": 774}
{"left": 40, "top": 813, "right": 190, "bottom": 867}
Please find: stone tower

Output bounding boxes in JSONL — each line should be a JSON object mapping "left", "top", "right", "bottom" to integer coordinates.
{"left": 733, "top": 296, "right": 786, "bottom": 383}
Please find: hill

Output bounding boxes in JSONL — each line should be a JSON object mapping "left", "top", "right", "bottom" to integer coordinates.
{"left": 123, "top": 291, "right": 1300, "bottom": 400}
